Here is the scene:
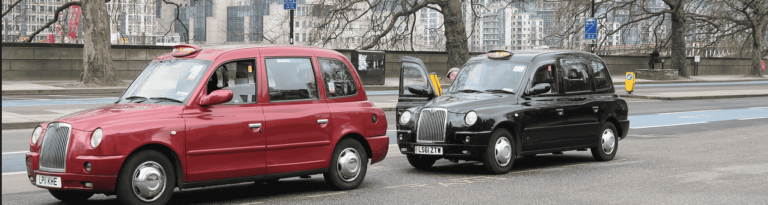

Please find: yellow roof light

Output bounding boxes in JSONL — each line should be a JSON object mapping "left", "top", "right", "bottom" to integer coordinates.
{"left": 488, "top": 50, "right": 513, "bottom": 59}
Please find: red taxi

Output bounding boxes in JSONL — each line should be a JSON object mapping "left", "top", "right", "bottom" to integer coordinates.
{"left": 26, "top": 45, "right": 389, "bottom": 204}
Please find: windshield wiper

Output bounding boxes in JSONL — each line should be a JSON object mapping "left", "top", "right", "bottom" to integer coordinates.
{"left": 457, "top": 89, "right": 483, "bottom": 93}
{"left": 485, "top": 89, "right": 516, "bottom": 94}
{"left": 150, "top": 97, "right": 184, "bottom": 104}
{"left": 120, "top": 96, "right": 148, "bottom": 103}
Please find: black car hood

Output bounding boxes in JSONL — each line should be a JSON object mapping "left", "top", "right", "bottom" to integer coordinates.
{"left": 423, "top": 93, "right": 515, "bottom": 113}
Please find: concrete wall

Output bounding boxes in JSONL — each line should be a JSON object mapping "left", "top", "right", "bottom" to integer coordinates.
{"left": 2, "top": 43, "right": 756, "bottom": 81}
{"left": 2, "top": 43, "right": 172, "bottom": 81}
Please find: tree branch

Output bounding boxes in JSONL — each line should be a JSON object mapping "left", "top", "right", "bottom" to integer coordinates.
{"left": 24, "top": 2, "right": 82, "bottom": 43}
{"left": 1, "top": 0, "right": 23, "bottom": 18}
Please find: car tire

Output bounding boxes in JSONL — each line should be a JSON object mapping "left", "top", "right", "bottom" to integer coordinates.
{"left": 483, "top": 129, "right": 515, "bottom": 174}
{"left": 48, "top": 190, "right": 94, "bottom": 203}
{"left": 406, "top": 154, "right": 437, "bottom": 170}
{"left": 324, "top": 139, "right": 368, "bottom": 190}
{"left": 116, "top": 150, "right": 176, "bottom": 205}
{"left": 591, "top": 123, "right": 619, "bottom": 161}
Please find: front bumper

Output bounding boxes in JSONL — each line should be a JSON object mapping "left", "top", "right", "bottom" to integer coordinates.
{"left": 367, "top": 135, "right": 389, "bottom": 164}
{"left": 26, "top": 152, "right": 125, "bottom": 192}
{"left": 396, "top": 130, "right": 492, "bottom": 159}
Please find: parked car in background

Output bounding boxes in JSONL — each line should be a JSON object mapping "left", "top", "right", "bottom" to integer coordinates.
{"left": 26, "top": 45, "right": 389, "bottom": 205}
{"left": 395, "top": 50, "right": 629, "bottom": 174}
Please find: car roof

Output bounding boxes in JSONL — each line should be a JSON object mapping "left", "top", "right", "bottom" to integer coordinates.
{"left": 155, "top": 44, "right": 345, "bottom": 61}
{"left": 472, "top": 49, "right": 597, "bottom": 63}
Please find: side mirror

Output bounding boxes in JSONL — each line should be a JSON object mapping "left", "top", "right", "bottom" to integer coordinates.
{"left": 199, "top": 90, "right": 233, "bottom": 106}
{"left": 408, "top": 85, "right": 433, "bottom": 96}
{"left": 527, "top": 83, "right": 551, "bottom": 96}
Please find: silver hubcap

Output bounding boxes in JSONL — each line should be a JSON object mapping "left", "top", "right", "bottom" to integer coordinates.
{"left": 494, "top": 137, "right": 512, "bottom": 166}
{"left": 131, "top": 161, "right": 166, "bottom": 202}
{"left": 336, "top": 148, "right": 361, "bottom": 182}
{"left": 601, "top": 129, "right": 616, "bottom": 155}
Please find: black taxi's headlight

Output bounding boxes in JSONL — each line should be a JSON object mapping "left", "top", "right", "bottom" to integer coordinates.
{"left": 90, "top": 128, "right": 103, "bottom": 148}
{"left": 465, "top": 111, "right": 478, "bottom": 126}
{"left": 400, "top": 111, "right": 412, "bottom": 125}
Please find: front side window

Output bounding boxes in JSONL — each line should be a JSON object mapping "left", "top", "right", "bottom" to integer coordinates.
{"left": 560, "top": 58, "right": 593, "bottom": 93}
{"left": 319, "top": 58, "right": 358, "bottom": 98}
{"left": 448, "top": 59, "right": 527, "bottom": 94}
{"left": 401, "top": 63, "right": 429, "bottom": 95}
{"left": 206, "top": 60, "right": 257, "bottom": 104}
{"left": 266, "top": 58, "right": 318, "bottom": 101}
{"left": 120, "top": 59, "right": 212, "bottom": 104}
{"left": 530, "top": 64, "right": 558, "bottom": 94}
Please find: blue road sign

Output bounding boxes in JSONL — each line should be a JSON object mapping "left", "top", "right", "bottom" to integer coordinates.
{"left": 585, "top": 18, "right": 597, "bottom": 40}
{"left": 284, "top": 3, "right": 296, "bottom": 10}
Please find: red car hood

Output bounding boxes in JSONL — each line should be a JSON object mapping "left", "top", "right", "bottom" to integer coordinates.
{"left": 55, "top": 103, "right": 183, "bottom": 131}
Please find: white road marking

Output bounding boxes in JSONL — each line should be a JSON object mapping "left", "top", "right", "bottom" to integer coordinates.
{"left": 2, "top": 171, "right": 27, "bottom": 176}
{"left": 739, "top": 117, "right": 768, "bottom": 120}
{"left": 2, "top": 151, "right": 28, "bottom": 155}
{"left": 238, "top": 202, "right": 263, "bottom": 205}
{"left": 307, "top": 192, "right": 346, "bottom": 198}
{"left": 631, "top": 121, "right": 708, "bottom": 129}
{"left": 658, "top": 109, "right": 723, "bottom": 115}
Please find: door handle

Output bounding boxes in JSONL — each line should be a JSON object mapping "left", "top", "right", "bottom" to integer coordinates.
{"left": 556, "top": 109, "right": 564, "bottom": 116}
{"left": 592, "top": 106, "right": 599, "bottom": 113}
{"left": 248, "top": 123, "right": 262, "bottom": 128}
{"left": 317, "top": 119, "right": 329, "bottom": 124}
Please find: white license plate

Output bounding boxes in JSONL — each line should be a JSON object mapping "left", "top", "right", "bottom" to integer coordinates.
{"left": 415, "top": 146, "right": 443, "bottom": 155}
{"left": 36, "top": 174, "right": 62, "bottom": 188}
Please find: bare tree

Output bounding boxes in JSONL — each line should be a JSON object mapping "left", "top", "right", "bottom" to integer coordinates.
{"left": 81, "top": 0, "right": 120, "bottom": 86}
{"left": 1, "top": 0, "right": 22, "bottom": 18}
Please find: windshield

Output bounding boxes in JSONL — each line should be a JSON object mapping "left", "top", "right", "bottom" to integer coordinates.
{"left": 119, "top": 59, "right": 212, "bottom": 104}
{"left": 447, "top": 59, "right": 528, "bottom": 94}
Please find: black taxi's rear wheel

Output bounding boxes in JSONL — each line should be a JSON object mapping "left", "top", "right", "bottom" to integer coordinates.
{"left": 483, "top": 129, "right": 515, "bottom": 174}
{"left": 324, "top": 139, "right": 367, "bottom": 190}
{"left": 48, "top": 190, "right": 94, "bottom": 203}
{"left": 591, "top": 123, "right": 619, "bottom": 161}
{"left": 116, "top": 150, "right": 176, "bottom": 205}
{"left": 406, "top": 154, "right": 437, "bottom": 170}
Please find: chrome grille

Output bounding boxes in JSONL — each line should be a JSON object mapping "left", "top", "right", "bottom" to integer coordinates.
{"left": 39, "top": 123, "right": 72, "bottom": 172}
{"left": 416, "top": 108, "right": 448, "bottom": 143}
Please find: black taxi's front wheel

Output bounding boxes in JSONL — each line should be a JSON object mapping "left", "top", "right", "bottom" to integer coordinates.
{"left": 483, "top": 129, "right": 515, "bottom": 174}
{"left": 324, "top": 139, "right": 368, "bottom": 190}
{"left": 48, "top": 190, "right": 94, "bottom": 204}
{"left": 116, "top": 150, "right": 176, "bottom": 205}
{"left": 406, "top": 154, "right": 437, "bottom": 170}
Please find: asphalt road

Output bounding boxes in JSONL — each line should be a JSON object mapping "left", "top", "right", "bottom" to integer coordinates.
{"left": 3, "top": 83, "right": 768, "bottom": 204}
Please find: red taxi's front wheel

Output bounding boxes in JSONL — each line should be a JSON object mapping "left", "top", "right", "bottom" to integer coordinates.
{"left": 116, "top": 150, "right": 176, "bottom": 205}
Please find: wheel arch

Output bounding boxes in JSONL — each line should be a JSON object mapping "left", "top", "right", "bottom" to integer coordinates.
{"left": 122, "top": 143, "right": 185, "bottom": 189}
{"left": 492, "top": 121, "right": 522, "bottom": 156}
{"left": 337, "top": 132, "right": 373, "bottom": 160}
{"left": 604, "top": 117, "right": 623, "bottom": 139}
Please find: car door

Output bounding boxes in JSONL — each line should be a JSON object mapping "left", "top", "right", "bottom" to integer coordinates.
{"left": 521, "top": 61, "right": 569, "bottom": 151}
{"left": 557, "top": 55, "right": 600, "bottom": 147}
{"left": 262, "top": 56, "right": 333, "bottom": 174}
{"left": 396, "top": 56, "right": 438, "bottom": 130}
{"left": 184, "top": 58, "right": 266, "bottom": 182}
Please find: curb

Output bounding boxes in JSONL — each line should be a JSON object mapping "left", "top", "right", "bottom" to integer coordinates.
{"left": 2, "top": 122, "right": 44, "bottom": 130}
{"left": 616, "top": 78, "right": 768, "bottom": 85}
{"left": 2, "top": 88, "right": 126, "bottom": 96}
{"left": 619, "top": 93, "right": 768, "bottom": 100}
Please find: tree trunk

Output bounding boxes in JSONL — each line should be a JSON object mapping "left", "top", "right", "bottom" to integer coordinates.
{"left": 81, "top": 0, "right": 119, "bottom": 86}
{"left": 668, "top": 1, "right": 689, "bottom": 78}
{"left": 439, "top": 0, "right": 470, "bottom": 70}
{"left": 747, "top": 24, "right": 764, "bottom": 77}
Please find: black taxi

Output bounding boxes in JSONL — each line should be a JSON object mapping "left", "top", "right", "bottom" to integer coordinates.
{"left": 395, "top": 50, "right": 630, "bottom": 174}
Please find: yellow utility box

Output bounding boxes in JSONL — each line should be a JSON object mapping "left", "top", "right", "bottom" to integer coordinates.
{"left": 625, "top": 72, "right": 635, "bottom": 94}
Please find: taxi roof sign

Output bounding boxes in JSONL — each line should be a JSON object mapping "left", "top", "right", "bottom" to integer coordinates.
{"left": 488, "top": 50, "right": 512, "bottom": 59}
{"left": 172, "top": 45, "right": 202, "bottom": 57}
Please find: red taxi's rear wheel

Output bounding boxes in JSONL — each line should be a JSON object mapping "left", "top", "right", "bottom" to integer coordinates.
{"left": 116, "top": 150, "right": 176, "bottom": 205}
{"left": 324, "top": 139, "right": 367, "bottom": 190}
{"left": 48, "top": 190, "right": 94, "bottom": 203}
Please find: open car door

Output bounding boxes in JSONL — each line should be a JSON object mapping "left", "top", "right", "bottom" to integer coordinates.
{"left": 396, "top": 56, "right": 439, "bottom": 129}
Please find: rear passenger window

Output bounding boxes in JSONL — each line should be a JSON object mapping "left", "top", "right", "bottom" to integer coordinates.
{"left": 560, "top": 58, "right": 593, "bottom": 93}
{"left": 319, "top": 58, "right": 358, "bottom": 98}
{"left": 206, "top": 60, "right": 256, "bottom": 104}
{"left": 265, "top": 58, "right": 319, "bottom": 101}
{"left": 590, "top": 60, "right": 612, "bottom": 90}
